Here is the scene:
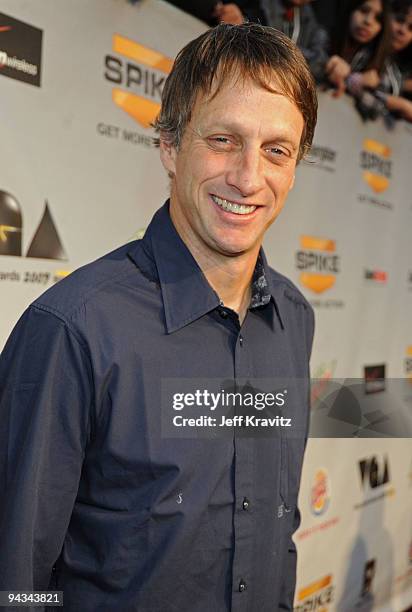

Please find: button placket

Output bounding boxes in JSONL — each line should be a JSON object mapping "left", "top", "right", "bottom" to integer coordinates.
{"left": 231, "top": 314, "right": 254, "bottom": 610}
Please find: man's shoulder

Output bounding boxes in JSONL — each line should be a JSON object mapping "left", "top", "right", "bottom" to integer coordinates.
{"left": 266, "top": 266, "right": 313, "bottom": 314}
{"left": 32, "top": 241, "right": 140, "bottom": 323}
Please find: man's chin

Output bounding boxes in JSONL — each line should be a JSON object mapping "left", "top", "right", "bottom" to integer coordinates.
{"left": 211, "top": 239, "right": 260, "bottom": 258}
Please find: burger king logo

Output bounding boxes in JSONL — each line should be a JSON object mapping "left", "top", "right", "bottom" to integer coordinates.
{"left": 296, "top": 236, "right": 340, "bottom": 294}
{"left": 360, "top": 139, "right": 392, "bottom": 194}
{"left": 310, "top": 468, "right": 330, "bottom": 516}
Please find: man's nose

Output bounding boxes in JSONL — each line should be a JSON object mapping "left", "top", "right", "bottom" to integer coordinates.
{"left": 226, "top": 148, "right": 265, "bottom": 196}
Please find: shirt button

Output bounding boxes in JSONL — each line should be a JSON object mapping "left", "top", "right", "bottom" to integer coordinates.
{"left": 242, "top": 497, "right": 250, "bottom": 510}
{"left": 239, "top": 335, "right": 243, "bottom": 346}
{"left": 219, "top": 309, "right": 228, "bottom": 319}
{"left": 239, "top": 580, "right": 247, "bottom": 592}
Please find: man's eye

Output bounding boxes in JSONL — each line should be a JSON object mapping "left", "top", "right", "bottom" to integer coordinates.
{"left": 266, "top": 147, "right": 287, "bottom": 157}
{"left": 210, "top": 136, "right": 231, "bottom": 144}
{"left": 207, "top": 136, "right": 235, "bottom": 151}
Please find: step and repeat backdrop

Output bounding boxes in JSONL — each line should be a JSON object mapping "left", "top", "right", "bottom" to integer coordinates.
{"left": 1, "top": 1, "right": 411, "bottom": 610}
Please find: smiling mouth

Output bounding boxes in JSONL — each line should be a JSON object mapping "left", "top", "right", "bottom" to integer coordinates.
{"left": 211, "top": 194, "right": 257, "bottom": 215}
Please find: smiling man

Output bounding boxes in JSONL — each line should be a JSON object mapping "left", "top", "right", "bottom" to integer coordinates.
{"left": 159, "top": 69, "right": 304, "bottom": 323}
{"left": 0, "top": 24, "right": 317, "bottom": 612}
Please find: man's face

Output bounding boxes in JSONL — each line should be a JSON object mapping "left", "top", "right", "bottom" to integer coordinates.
{"left": 160, "top": 76, "right": 304, "bottom": 260}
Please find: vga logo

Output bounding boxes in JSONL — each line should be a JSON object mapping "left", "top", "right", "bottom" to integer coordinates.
{"left": 294, "top": 574, "right": 334, "bottom": 611}
{"left": 360, "top": 139, "right": 392, "bottom": 194}
{"left": 296, "top": 236, "right": 339, "bottom": 294}
{"left": 359, "top": 455, "right": 390, "bottom": 491}
{"left": 104, "top": 35, "right": 173, "bottom": 128}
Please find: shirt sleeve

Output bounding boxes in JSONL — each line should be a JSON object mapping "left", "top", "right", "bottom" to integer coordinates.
{"left": 0, "top": 304, "right": 92, "bottom": 593}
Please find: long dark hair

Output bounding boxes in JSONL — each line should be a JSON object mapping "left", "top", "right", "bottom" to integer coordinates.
{"left": 332, "top": 0, "right": 392, "bottom": 73}
{"left": 391, "top": 0, "right": 412, "bottom": 68}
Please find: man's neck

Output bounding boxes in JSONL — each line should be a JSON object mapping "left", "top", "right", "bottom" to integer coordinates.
{"left": 204, "top": 255, "right": 255, "bottom": 324}
{"left": 187, "top": 240, "right": 257, "bottom": 324}
{"left": 170, "top": 208, "right": 259, "bottom": 324}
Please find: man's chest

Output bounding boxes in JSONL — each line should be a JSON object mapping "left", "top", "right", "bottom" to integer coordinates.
{"left": 79, "top": 304, "right": 308, "bottom": 515}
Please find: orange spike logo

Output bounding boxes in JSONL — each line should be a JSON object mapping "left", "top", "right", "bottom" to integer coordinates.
{"left": 105, "top": 34, "right": 173, "bottom": 128}
{"left": 296, "top": 574, "right": 334, "bottom": 611}
{"left": 296, "top": 236, "right": 339, "bottom": 294}
{"left": 361, "top": 139, "right": 392, "bottom": 194}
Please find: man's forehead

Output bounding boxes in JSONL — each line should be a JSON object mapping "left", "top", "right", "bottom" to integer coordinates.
{"left": 202, "top": 67, "right": 290, "bottom": 105}
{"left": 190, "top": 75, "right": 297, "bottom": 126}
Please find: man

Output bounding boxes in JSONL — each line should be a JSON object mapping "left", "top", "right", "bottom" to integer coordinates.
{"left": 0, "top": 24, "right": 317, "bottom": 611}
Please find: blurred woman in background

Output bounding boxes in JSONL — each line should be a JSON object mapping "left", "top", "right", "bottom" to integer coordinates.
{"left": 364, "top": 0, "right": 412, "bottom": 121}
{"left": 388, "top": 0, "right": 412, "bottom": 96}
{"left": 326, "top": 0, "right": 391, "bottom": 97}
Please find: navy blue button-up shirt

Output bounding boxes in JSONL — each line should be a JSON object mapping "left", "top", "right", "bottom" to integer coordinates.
{"left": 0, "top": 202, "right": 314, "bottom": 611}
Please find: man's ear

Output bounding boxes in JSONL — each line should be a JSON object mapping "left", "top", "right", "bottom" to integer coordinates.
{"left": 289, "top": 174, "right": 296, "bottom": 190}
{"left": 159, "top": 136, "right": 177, "bottom": 177}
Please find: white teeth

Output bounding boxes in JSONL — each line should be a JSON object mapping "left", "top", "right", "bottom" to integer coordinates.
{"left": 212, "top": 195, "right": 257, "bottom": 215}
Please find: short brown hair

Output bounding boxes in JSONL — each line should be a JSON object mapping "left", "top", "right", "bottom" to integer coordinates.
{"left": 153, "top": 23, "right": 318, "bottom": 161}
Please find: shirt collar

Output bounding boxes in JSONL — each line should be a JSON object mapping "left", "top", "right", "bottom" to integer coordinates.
{"left": 250, "top": 252, "right": 271, "bottom": 309}
{"left": 128, "top": 201, "right": 284, "bottom": 333}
